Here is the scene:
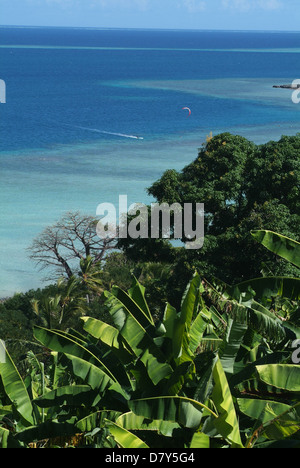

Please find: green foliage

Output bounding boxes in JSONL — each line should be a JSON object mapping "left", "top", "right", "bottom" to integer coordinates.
{"left": 1, "top": 128, "right": 300, "bottom": 449}
{"left": 0, "top": 258, "right": 113, "bottom": 365}
{"left": 251, "top": 230, "right": 300, "bottom": 269}
{"left": 0, "top": 289, "right": 49, "bottom": 364}
{"left": 118, "top": 133, "right": 300, "bottom": 291}
{"left": 1, "top": 229, "right": 300, "bottom": 448}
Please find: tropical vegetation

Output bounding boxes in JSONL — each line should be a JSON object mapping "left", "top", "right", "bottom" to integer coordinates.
{"left": 119, "top": 133, "right": 300, "bottom": 307}
{"left": 1, "top": 133, "right": 300, "bottom": 448}
{"left": 1, "top": 229, "right": 300, "bottom": 448}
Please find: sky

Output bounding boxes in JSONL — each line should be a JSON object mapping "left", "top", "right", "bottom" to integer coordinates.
{"left": 0, "top": 0, "right": 299, "bottom": 31}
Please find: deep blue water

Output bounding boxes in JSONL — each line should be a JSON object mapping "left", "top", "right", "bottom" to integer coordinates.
{"left": 2, "top": 27, "right": 300, "bottom": 49}
{"left": 1, "top": 28, "right": 300, "bottom": 151}
{"left": 0, "top": 27, "right": 300, "bottom": 295}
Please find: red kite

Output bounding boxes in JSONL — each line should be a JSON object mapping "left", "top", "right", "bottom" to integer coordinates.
{"left": 182, "top": 107, "right": 191, "bottom": 116}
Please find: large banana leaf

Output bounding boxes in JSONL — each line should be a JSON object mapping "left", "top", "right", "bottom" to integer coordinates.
{"left": 232, "top": 276, "right": 300, "bottom": 302}
{"left": 34, "top": 384, "right": 100, "bottom": 408}
{"left": 56, "top": 352, "right": 129, "bottom": 399}
{"left": 263, "top": 408, "right": 300, "bottom": 441}
{"left": 247, "top": 299, "right": 287, "bottom": 342}
{"left": 256, "top": 364, "right": 300, "bottom": 392}
{"left": 107, "top": 285, "right": 155, "bottom": 329}
{"left": 33, "top": 326, "right": 117, "bottom": 383}
{"left": 0, "top": 344, "right": 34, "bottom": 426}
{"left": 76, "top": 410, "right": 121, "bottom": 433}
{"left": 128, "top": 277, "right": 153, "bottom": 325}
{"left": 238, "top": 399, "right": 300, "bottom": 442}
{"left": 238, "top": 398, "right": 291, "bottom": 422}
{"left": 104, "top": 291, "right": 173, "bottom": 385}
{"left": 81, "top": 317, "right": 134, "bottom": 366}
{"left": 219, "top": 319, "right": 248, "bottom": 376}
{"left": 129, "top": 395, "right": 217, "bottom": 429}
{"left": 175, "top": 273, "right": 202, "bottom": 361}
{"left": 192, "top": 352, "right": 218, "bottom": 404}
{"left": 210, "top": 358, "right": 243, "bottom": 448}
{"left": 251, "top": 230, "right": 300, "bottom": 268}
{"left": 189, "top": 431, "right": 210, "bottom": 448}
{"left": 105, "top": 420, "right": 149, "bottom": 448}
{"left": 81, "top": 317, "right": 120, "bottom": 349}
{"left": 116, "top": 411, "right": 181, "bottom": 437}
{"left": 180, "top": 273, "right": 202, "bottom": 331}
{"left": 229, "top": 350, "right": 289, "bottom": 391}
{"left": 224, "top": 284, "right": 288, "bottom": 342}
{"left": 162, "top": 303, "right": 178, "bottom": 340}
{"left": 162, "top": 303, "right": 178, "bottom": 360}
{"left": 206, "top": 276, "right": 288, "bottom": 343}
{"left": 189, "top": 311, "right": 211, "bottom": 354}
{"left": 160, "top": 274, "right": 203, "bottom": 362}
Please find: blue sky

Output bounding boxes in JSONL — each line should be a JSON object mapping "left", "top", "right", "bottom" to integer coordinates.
{"left": 0, "top": 0, "right": 299, "bottom": 31}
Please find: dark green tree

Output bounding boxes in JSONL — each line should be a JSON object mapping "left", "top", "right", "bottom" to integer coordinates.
{"left": 118, "top": 133, "right": 300, "bottom": 304}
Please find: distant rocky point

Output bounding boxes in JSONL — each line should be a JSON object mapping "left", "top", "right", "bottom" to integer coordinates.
{"left": 273, "top": 84, "right": 300, "bottom": 89}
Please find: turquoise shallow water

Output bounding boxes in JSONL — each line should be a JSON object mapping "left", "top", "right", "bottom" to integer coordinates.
{"left": 0, "top": 28, "right": 300, "bottom": 296}
{"left": 1, "top": 119, "right": 299, "bottom": 297}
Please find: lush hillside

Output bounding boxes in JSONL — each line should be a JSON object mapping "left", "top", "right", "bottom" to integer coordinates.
{"left": 1, "top": 134, "right": 300, "bottom": 448}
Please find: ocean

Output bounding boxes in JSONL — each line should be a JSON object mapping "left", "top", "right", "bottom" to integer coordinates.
{"left": 0, "top": 27, "right": 300, "bottom": 296}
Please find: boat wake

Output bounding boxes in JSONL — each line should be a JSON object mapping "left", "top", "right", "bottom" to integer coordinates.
{"left": 75, "top": 125, "right": 144, "bottom": 140}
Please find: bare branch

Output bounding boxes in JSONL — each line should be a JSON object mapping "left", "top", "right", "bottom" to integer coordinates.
{"left": 28, "top": 211, "right": 118, "bottom": 281}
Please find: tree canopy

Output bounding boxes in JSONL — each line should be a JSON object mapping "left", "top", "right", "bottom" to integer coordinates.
{"left": 118, "top": 133, "right": 300, "bottom": 294}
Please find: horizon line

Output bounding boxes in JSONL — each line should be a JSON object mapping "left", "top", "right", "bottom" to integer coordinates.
{"left": 0, "top": 24, "right": 299, "bottom": 34}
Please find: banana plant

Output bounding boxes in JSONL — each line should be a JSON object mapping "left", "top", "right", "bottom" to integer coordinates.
{"left": 18, "top": 274, "right": 243, "bottom": 448}
{"left": 230, "top": 230, "right": 300, "bottom": 305}
{"left": 251, "top": 230, "right": 300, "bottom": 269}
{"left": 2, "top": 230, "right": 300, "bottom": 448}
{"left": 0, "top": 344, "right": 52, "bottom": 447}
{"left": 0, "top": 344, "right": 35, "bottom": 427}
{"left": 219, "top": 230, "right": 300, "bottom": 448}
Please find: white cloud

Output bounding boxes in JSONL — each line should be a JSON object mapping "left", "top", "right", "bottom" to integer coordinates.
{"left": 89, "top": 0, "right": 149, "bottom": 10}
{"left": 182, "top": 0, "right": 207, "bottom": 12}
{"left": 258, "top": 0, "right": 282, "bottom": 10}
{"left": 222, "top": 0, "right": 282, "bottom": 11}
{"left": 180, "top": 0, "right": 282, "bottom": 14}
{"left": 222, "top": 0, "right": 251, "bottom": 11}
{"left": 225, "top": 0, "right": 282, "bottom": 10}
